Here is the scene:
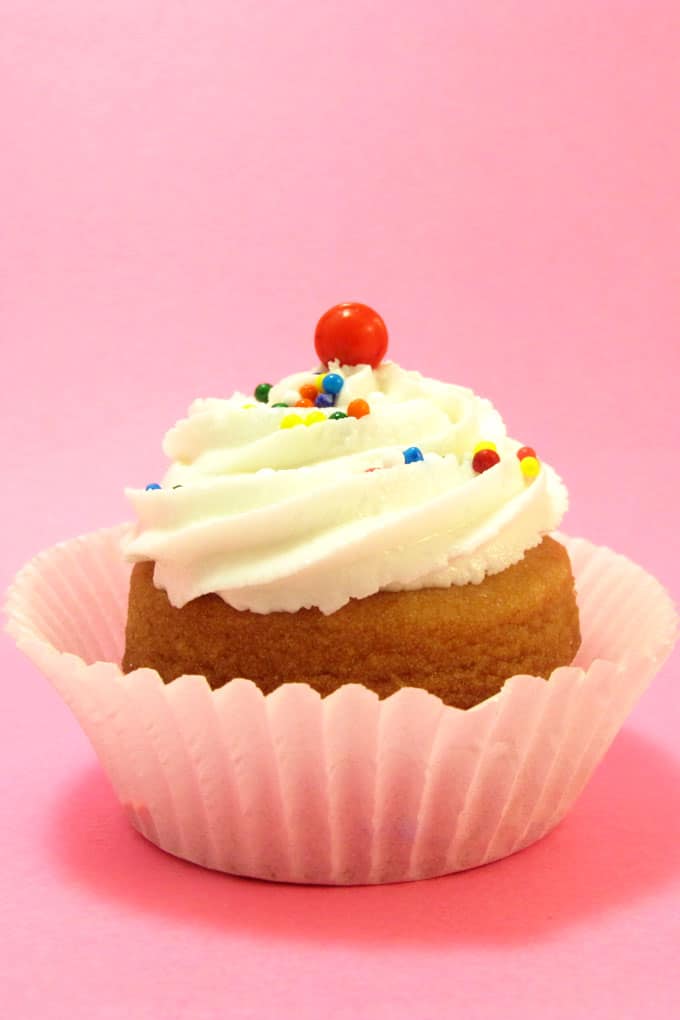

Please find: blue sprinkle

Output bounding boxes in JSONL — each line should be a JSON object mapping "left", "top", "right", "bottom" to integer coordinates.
{"left": 145, "top": 482, "right": 162, "bottom": 491}
{"left": 322, "top": 372, "right": 344, "bottom": 395}
{"left": 403, "top": 446, "right": 424, "bottom": 465}
{"left": 315, "top": 392, "right": 334, "bottom": 409}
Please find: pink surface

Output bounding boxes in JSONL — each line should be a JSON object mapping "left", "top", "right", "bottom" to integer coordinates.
{"left": 1, "top": 2, "right": 679, "bottom": 1017}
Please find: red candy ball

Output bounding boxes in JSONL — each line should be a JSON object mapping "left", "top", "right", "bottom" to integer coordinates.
{"left": 472, "top": 448, "right": 501, "bottom": 473}
{"left": 314, "top": 303, "right": 388, "bottom": 368}
{"left": 516, "top": 446, "right": 536, "bottom": 461}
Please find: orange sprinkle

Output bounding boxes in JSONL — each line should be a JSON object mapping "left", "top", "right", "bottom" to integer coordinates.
{"left": 299, "top": 383, "right": 318, "bottom": 402}
{"left": 295, "top": 398, "right": 314, "bottom": 408}
{"left": 347, "top": 398, "right": 370, "bottom": 419}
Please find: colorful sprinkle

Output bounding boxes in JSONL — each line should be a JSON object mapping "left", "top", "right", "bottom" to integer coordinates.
{"left": 329, "top": 411, "right": 348, "bottom": 420}
{"left": 299, "top": 382, "right": 319, "bottom": 402}
{"left": 295, "top": 397, "right": 314, "bottom": 408}
{"left": 254, "top": 382, "right": 272, "bottom": 403}
{"left": 172, "top": 485, "right": 183, "bottom": 489}
{"left": 241, "top": 403, "right": 255, "bottom": 409}
{"left": 305, "top": 410, "right": 326, "bottom": 426}
{"left": 347, "top": 398, "right": 370, "bottom": 419}
{"left": 315, "top": 373, "right": 327, "bottom": 391}
{"left": 145, "top": 482, "right": 162, "bottom": 490}
{"left": 472, "top": 449, "right": 500, "bottom": 473}
{"left": 272, "top": 402, "right": 289, "bottom": 408}
{"left": 322, "top": 372, "right": 344, "bottom": 395}
{"left": 403, "top": 446, "right": 424, "bottom": 464}
{"left": 520, "top": 456, "right": 540, "bottom": 479}
{"left": 474, "top": 440, "right": 497, "bottom": 454}
{"left": 516, "top": 446, "right": 537, "bottom": 461}
{"left": 315, "top": 392, "right": 334, "bottom": 409}
{"left": 280, "top": 414, "right": 304, "bottom": 429}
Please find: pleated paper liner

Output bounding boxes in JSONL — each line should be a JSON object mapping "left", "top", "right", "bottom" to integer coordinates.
{"left": 5, "top": 526, "right": 677, "bottom": 885}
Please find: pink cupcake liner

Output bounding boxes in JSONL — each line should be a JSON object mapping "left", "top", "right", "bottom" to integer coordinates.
{"left": 5, "top": 526, "right": 677, "bottom": 884}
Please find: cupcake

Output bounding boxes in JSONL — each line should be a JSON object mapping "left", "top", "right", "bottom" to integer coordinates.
{"left": 122, "top": 302, "right": 580, "bottom": 710}
{"left": 6, "top": 303, "right": 676, "bottom": 885}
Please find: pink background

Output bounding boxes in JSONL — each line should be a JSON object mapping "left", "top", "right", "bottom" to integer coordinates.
{"left": 2, "top": 2, "right": 679, "bottom": 1018}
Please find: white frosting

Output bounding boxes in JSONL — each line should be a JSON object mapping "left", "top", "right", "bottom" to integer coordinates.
{"left": 123, "top": 361, "right": 568, "bottom": 614}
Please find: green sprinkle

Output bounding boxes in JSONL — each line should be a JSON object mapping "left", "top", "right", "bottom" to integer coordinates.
{"left": 254, "top": 382, "right": 272, "bottom": 403}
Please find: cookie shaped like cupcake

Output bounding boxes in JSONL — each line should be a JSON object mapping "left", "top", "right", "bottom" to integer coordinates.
{"left": 122, "top": 303, "right": 580, "bottom": 707}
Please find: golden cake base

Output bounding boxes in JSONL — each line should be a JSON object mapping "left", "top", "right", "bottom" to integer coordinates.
{"left": 123, "top": 536, "right": 581, "bottom": 710}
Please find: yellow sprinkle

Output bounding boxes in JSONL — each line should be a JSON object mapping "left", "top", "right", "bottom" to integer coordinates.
{"left": 316, "top": 373, "right": 327, "bottom": 391}
{"left": 473, "top": 440, "right": 497, "bottom": 454}
{"left": 280, "top": 414, "right": 304, "bottom": 429}
{"left": 305, "top": 410, "right": 326, "bottom": 426}
{"left": 241, "top": 403, "right": 255, "bottom": 409}
{"left": 520, "top": 455, "right": 540, "bottom": 479}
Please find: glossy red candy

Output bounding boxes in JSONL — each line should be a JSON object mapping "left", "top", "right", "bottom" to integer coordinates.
{"left": 472, "top": 448, "right": 501, "bottom": 473}
{"left": 314, "top": 303, "right": 388, "bottom": 368}
{"left": 516, "top": 446, "right": 537, "bottom": 461}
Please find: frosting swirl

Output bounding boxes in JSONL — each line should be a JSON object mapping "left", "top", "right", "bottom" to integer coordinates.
{"left": 123, "top": 362, "right": 568, "bottom": 614}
